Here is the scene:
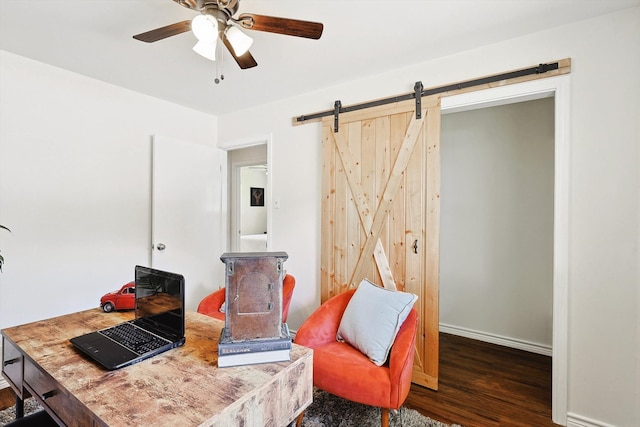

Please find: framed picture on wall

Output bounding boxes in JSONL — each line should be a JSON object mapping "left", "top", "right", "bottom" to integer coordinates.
{"left": 250, "top": 187, "right": 264, "bottom": 206}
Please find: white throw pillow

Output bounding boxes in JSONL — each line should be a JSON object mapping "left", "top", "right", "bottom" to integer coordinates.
{"left": 337, "top": 279, "right": 418, "bottom": 366}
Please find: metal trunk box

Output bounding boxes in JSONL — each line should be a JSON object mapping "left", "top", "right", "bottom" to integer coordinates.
{"left": 220, "top": 252, "right": 288, "bottom": 341}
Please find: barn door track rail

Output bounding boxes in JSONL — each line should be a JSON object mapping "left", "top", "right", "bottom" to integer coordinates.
{"left": 293, "top": 59, "right": 570, "bottom": 131}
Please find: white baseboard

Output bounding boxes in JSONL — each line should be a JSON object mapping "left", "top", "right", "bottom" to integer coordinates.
{"left": 439, "top": 323, "right": 552, "bottom": 356}
{"left": 566, "top": 413, "right": 617, "bottom": 427}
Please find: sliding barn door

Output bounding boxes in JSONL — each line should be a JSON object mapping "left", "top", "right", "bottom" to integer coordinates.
{"left": 320, "top": 97, "right": 441, "bottom": 389}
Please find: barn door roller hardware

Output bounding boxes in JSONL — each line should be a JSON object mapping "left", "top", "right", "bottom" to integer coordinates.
{"left": 295, "top": 60, "right": 567, "bottom": 129}
{"left": 333, "top": 100, "right": 341, "bottom": 133}
{"left": 414, "top": 81, "right": 423, "bottom": 120}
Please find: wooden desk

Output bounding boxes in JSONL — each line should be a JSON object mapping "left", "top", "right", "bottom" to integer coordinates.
{"left": 1, "top": 309, "right": 313, "bottom": 426}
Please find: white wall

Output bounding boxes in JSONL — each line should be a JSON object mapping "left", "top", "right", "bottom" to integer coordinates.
{"left": 440, "top": 98, "right": 554, "bottom": 352}
{"left": 0, "top": 51, "right": 218, "bottom": 329}
{"left": 219, "top": 8, "right": 640, "bottom": 427}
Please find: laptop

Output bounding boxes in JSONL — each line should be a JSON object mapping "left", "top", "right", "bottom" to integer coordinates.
{"left": 70, "top": 266, "right": 186, "bottom": 370}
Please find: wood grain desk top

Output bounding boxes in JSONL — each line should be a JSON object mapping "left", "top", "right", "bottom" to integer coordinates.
{"left": 2, "top": 309, "right": 313, "bottom": 426}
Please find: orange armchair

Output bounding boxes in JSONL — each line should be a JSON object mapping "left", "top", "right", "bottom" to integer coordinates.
{"left": 294, "top": 289, "right": 418, "bottom": 427}
{"left": 197, "top": 273, "right": 296, "bottom": 323}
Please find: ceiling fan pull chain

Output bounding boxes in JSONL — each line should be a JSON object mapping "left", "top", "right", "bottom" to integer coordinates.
{"left": 215, "top": 39, "right": 225, "bottom": 84}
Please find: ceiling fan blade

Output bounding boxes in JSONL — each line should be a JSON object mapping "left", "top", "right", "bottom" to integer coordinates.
{"left": 238, "top": 14, "right": 323, "bottom": 39}
{"left": 222, "top": 35, "right": 258, "bottom": 69}
{"left": 133, "top": 20, "right": 192, "bottom": 43}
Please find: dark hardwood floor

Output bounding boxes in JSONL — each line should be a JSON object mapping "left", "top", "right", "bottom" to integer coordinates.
{"left": 405, "top": 333, "right": 561, "bottom": 427}
{"left": 0, "top": 386, "right": 16, "bottom": 412}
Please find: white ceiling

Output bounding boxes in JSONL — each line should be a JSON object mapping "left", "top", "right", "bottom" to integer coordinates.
{"left": 1, "top": 0, "right": 638, "bottom": 116}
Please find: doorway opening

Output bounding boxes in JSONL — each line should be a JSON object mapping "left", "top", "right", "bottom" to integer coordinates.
{"left": 439, "top": 95, "right": 554, "bottom": 420}
{"left": 228, "top": 143, "right": 269, "bottom": 252}
{"left": 441, "top": 75, "right": 570, "bottom": 425}
{"left": 440, "top": 96, "right": 554, "bottom": 355}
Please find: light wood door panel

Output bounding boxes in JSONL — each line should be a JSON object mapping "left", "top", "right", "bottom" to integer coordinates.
{"left": 320, "top": 97, "right": 441, "bottom": 389}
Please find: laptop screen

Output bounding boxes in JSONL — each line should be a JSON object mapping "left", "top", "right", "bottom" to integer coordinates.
{"left": 134, "top": 266, "right": 185, "bottom": 339}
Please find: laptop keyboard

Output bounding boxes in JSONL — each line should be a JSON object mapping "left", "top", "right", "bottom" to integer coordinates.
{"left": 102, "top": 322, "right": 168, "bottom": 355}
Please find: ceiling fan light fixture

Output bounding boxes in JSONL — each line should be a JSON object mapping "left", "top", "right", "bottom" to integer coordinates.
{"left": 225, "top": 25, "right": 253, "bottom": 56}
{"left": 192, "top": 14, "right": 218, "bottom": 42}
{"left": 192, "top": 39, "right": 217, "bottom": 61}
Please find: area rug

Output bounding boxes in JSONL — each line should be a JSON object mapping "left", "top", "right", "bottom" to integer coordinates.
{"left": 300, "top": 389, "right": 463, "bottom": 427}
{"left": 0, "top": 398, "right": 42, "bottom": 426}
{"left": 0, "top": 389, "right": 463, "bottom": 427}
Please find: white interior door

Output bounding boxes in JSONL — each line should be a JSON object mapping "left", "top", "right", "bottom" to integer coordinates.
{"left": 151, "top": 135, "right": 227, "bottom": 311}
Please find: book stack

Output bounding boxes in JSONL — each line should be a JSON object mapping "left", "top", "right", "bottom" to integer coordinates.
{"left": 217, "top": 252, "right": 292, "bottom": 368}
{"left": 218, "top": 323, "right": 292, "bottom": 368}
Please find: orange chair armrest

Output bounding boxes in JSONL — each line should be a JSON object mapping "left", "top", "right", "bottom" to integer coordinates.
{"left": 197, "top": 288, "right": 226, "bottom": 316}
{"left": 388, "top": 308, "right": 418, "bottom": 407}
{"left": 294, "top": 290, "right": 355, "bottom": 348}
{"left": 282, "top": 274, "right": 296, "bottom": 323}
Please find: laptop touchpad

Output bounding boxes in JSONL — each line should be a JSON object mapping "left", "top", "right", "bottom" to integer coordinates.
{"left": 73, "top": 332, "right": 138, "bottom": 368}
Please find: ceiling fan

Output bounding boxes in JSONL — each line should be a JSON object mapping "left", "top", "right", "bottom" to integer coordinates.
{"left": 133, "top": 0, "right": 324, "bottom": 70}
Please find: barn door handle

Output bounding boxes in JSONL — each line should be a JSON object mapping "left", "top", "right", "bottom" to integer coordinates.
{"left": 413, "top": 239, "right": 418, "bottom": 254}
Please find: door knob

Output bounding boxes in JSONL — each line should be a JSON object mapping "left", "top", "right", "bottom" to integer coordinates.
{"left": 156, "top": 243, "right": 166, "bottom": 251}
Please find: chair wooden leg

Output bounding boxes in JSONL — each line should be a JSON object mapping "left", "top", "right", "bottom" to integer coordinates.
{"left": 295, "top": 411, "right": 304, "bottom": 427}
{"left": 381, "top": 407, "right": 389, "bottom": 427}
